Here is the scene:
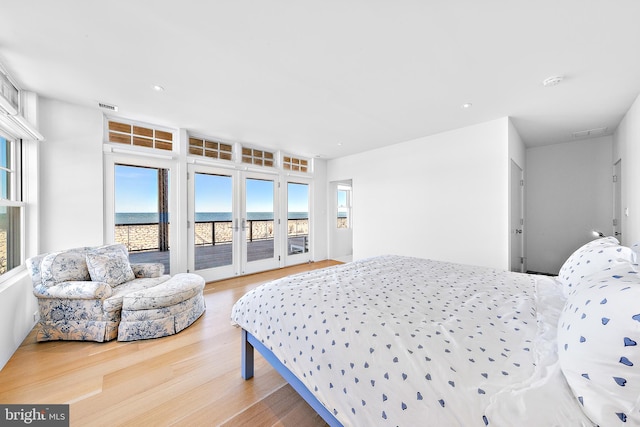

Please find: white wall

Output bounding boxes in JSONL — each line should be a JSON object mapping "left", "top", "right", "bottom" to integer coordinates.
{"left": 328, "top": 117, "right": 511, "bottom": 270}
{"left": 0, "top": 271, "right": 37, "bottom": 370}
{"left": 311, "top": 158, "right": 329, "bottom": 261}
{"left": 525, "top": 136, "right": 613, "bottom": 274}
{"left": 39, "top": 98, "right": 105, "bottom": 251}
{"left": 0, "top": 99, "right": 104, "bottom": 371}
{"left": 614, "top": 93, "right": 640, "bottom": 246}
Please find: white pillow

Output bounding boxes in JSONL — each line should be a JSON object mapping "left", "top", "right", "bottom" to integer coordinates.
{"left": 557, "top": 266, "right": 640, "bottom": 426}
{"left": 86, "top": 249, "right": 135, "bottom": 286}
{"left": 557, "top": 237, "right": 637, "bottom": 296}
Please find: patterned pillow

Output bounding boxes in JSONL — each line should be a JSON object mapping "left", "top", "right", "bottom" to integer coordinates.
{"left": 91, "top": 243, "right": 130, "bottom": 257}
{"left": 557, "top": 267, "right": 640, "bottom": 426}
{"left": 40, "top": 250, "right": 91, "bottom": 287}
{"left": 557, "top": 237, "right": 637, "bottom": 296}
{"left": 85, "top": 249, "right": 135, "bottom": 287}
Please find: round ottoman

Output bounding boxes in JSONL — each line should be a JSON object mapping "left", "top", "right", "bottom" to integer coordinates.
{"left": 117, "top": 273, "right": 206, "bottom": 341}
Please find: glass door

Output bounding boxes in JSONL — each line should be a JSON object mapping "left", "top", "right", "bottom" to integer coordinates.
{"left": 188, "top": 165, "right": 280, "bottom": 279}
{"left": 286, "top": 180, "right": 311, "bottom": 265}
{"left": 114, "top": 164, "right": 171, "bottom": 273}
{"left": 189, "top": 165, "right": 237, "bottom": 281}
{"left": 241, "top": 173, "right": 280, "bottom": 274}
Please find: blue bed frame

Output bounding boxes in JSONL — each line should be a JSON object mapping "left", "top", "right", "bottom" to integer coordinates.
{"left": 241, "top": 329, "right": 343, "bottom": 427}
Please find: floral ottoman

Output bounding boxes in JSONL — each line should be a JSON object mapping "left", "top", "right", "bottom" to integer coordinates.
{"left": 117, "top": 273, "right": 206, "bottom": 341}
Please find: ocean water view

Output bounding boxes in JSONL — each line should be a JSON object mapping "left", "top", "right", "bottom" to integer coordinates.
{"left": 116, "top": 212, "right": 310, "bottom": 224}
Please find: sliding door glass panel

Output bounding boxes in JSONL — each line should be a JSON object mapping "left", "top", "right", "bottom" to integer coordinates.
{"left": 194, "top": 172, "right": 234, "bottom": 270}
{"left": 245, "top": 178, "right": 274, "bottom": 262}
{"left": 287, "top": 182, "right": 309, "bottom": 255}
{"left": 114, "top": 164, "right": 170, "bottom": 273}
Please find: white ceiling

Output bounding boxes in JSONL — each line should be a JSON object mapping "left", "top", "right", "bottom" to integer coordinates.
{"left": 1, "top": 0, "right": 639, "bottom": 159}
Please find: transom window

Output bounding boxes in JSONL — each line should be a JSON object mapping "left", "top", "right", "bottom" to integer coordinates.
{"left": 188, "top": 136, "right": 233, "bottom": 161}
{"left": 107, "top": 119, "right": 173, "bottom": 151}
{"left": 283, "top": 155, "right": 309, "bottom": 173}
{"left": 241, "top": 147, "right": 274, "bottom": 167}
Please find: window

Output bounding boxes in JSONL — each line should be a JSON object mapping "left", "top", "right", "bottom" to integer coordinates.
{"left": 241, "top": 147, "right": 274, "bottom": 167}
{"left": 0, "top": 134, "right": 22, "bottom": 275}
{"left": 107, "top": 119, "right": 173, "bottom": 151}
{"left": 337, "top": 185, "right": 351, "bottom": 229}
{"left": 283, "top": 155, "right": 309, "bottom": 173}
{"left": 188, "top": 136, "right": 233, "bottom": 161}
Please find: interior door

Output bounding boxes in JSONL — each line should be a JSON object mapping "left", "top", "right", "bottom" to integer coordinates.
{"left": 188, "top": 164, "right": 237, "bottom": 281}
{"left": 241, "top": 172, "right": 280, "bottom": 275}
{"left": 613, "top": 159, "right": 622, "bottom": 241}
{"left": 510, "top": 160, "right": 524, "bottom": 272}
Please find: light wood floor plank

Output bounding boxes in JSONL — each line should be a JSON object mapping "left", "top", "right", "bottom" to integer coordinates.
{"left": 0, "top": 260, "right": 341, "bottom": 426}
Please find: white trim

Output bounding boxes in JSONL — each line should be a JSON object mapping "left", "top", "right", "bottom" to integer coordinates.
{"left": 188, "top": 156, "right": 238, "bottom": 170}
{"left": 105, "top": 145, "right": 176, "bottom": 160}
{"left": 0, "top": 113, "right": 44, "bottom": 141}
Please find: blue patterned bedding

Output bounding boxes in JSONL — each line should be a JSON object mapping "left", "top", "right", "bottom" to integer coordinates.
{"left": 231, "top": 255, "right": 593, "bottom": 426}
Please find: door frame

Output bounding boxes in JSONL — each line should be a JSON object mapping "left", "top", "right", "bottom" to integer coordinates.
{"left": 613, "top": 159, "right": 622, "bottom": 241}
{"left": 240, "top": 170, "right": 281, "bottom": 275}
{"left": 284, "top": 177, "right": 313, "bottom": 266}
{"left": 187, "top": 164, "right": 282, "bottom": 280}
{"left": 104, "top": 151, "right": 178, "bottom": 273}
{"left": 187, "top": 163, "right": 238, "bottom": 281}
{"left": 510, "top": 160, "right": 524, "bottom": 272}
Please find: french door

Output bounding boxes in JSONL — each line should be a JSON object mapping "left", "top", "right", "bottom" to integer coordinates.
{"left": 188, "top": 164, "right": 280, "bottom": 281}
{"left": 284, "top": 179, "right": 312, "bottom": 266}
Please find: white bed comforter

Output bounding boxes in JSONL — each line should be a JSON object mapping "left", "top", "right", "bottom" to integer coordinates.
{"left": 231, "top": 255, "right": 593, "bottom": 426}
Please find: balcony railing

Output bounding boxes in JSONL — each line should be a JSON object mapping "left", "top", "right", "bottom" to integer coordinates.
{"left": 115, "top": 218, "right": 310, "bottom": 252}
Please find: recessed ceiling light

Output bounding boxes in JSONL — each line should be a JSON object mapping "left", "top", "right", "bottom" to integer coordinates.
{"left": 337, "top": 142, "right": 343, "bottom": 146}
{"left": 542, "top": 76, "right": 563, "bottom": 87}
{"left": 152, "top": 85, "right": 165, "bottom": 92}
{"left": 461, "top": 103, "right": 473, "bottom": 109}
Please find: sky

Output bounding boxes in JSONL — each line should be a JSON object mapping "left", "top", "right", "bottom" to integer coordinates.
{"left": 115, "top": 164, "right": 308, "bottom": 213}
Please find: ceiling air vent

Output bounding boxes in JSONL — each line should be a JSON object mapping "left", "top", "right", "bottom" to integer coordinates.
{"left": 571, "top": 127, "right": 608, "bottom": 139}
{"left": 98, "top": 102, "right": 118, "bottom": 112}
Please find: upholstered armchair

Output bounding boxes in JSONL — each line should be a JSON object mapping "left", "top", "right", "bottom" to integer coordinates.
{"left": 26, "top": 244, "right": 170, "bottom": 342}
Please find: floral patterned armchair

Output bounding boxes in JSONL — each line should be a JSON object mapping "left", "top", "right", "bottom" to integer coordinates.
{"left": 26, "top": 244, "right": 170, "bottom": 342}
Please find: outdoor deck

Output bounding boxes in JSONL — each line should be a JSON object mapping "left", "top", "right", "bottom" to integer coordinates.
{"left": 129, "top": 236, "right": 307, "bottom": 273}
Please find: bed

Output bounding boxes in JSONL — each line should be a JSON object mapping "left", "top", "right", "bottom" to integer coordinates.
{"left": 231, "top": 238, "right": 640, "bottom": 426}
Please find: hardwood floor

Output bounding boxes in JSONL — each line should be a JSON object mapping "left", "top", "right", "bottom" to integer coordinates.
{"left": 0, "top": 260, "right": 342, "bottom": 427}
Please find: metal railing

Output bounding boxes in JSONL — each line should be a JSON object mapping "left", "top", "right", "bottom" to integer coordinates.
{"left": 116, "top": 218, "right": 311, "bottom": 252}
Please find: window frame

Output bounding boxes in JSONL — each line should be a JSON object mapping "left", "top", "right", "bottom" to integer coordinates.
{"left": 0, "top": 133, "right": 25, "bottom": 278}
{"left": 337, "top": 184, "right": 352, "bottom": 230}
